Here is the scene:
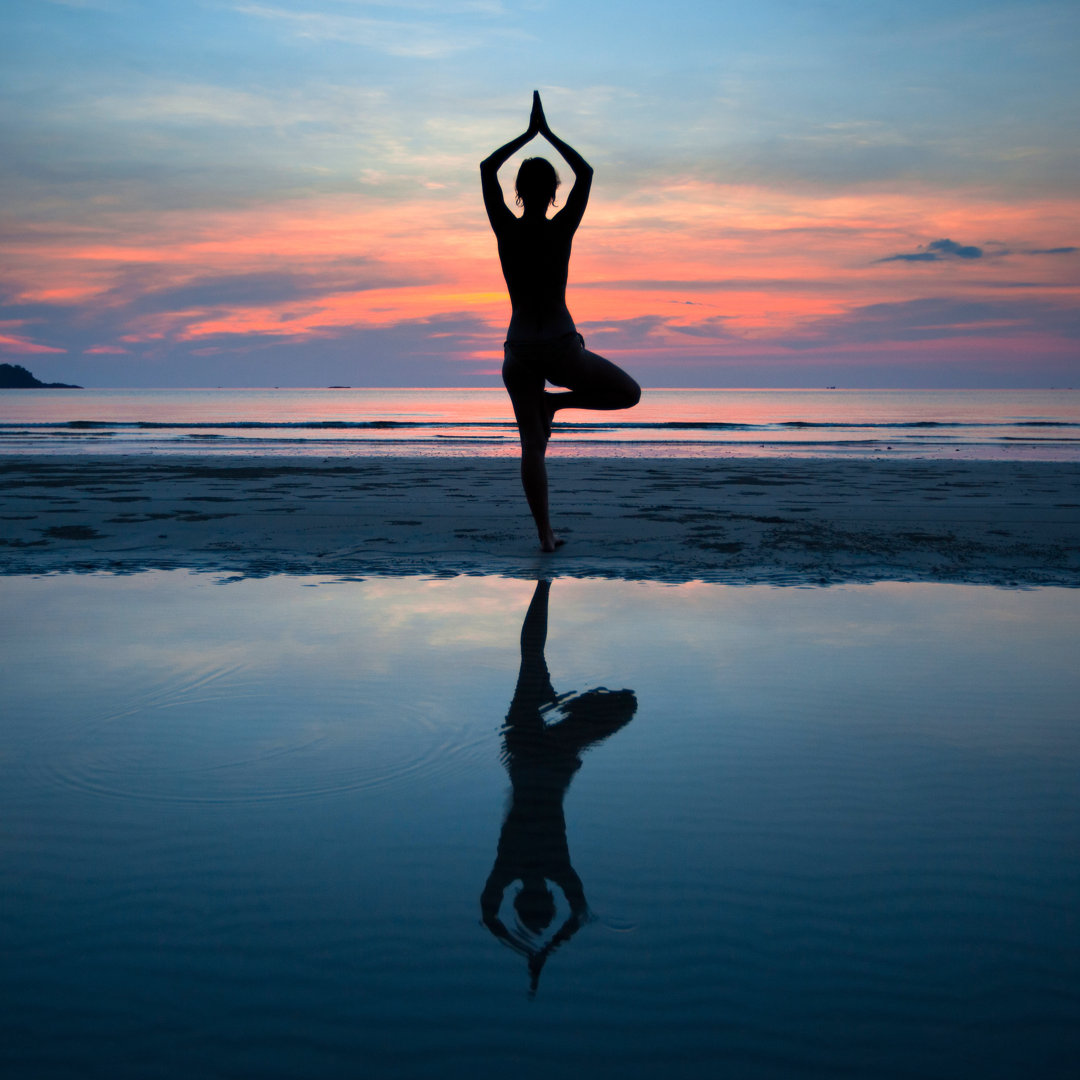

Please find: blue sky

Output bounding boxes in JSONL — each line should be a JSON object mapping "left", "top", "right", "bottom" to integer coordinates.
{"left": 2, "top": 0, "right": 1078, "bottom": 386}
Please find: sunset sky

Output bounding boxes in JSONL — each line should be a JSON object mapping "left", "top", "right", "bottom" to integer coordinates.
{"left": 2, "top": 0, "right": 1078, "bottom": 387}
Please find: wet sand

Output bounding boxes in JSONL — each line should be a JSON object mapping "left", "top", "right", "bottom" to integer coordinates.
{"left": 1, "top": 453, "right": 1078, "bottom": 584}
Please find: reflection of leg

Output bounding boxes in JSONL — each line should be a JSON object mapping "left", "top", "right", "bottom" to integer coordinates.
{"left": 520, "top": 579, "right": 551, "bottom": 659}
{"left": 548, "top": 687, "right": 637, "bottom": 753}
{"left": 506, "top": 579, "right": 557, "bottom": 725}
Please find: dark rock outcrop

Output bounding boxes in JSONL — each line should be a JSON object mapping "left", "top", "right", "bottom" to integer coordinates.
{"left": 0, "top": 363, "right": 82, "bottom": 389}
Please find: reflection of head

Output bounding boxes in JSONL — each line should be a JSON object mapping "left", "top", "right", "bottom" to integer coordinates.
{"left": 515, "top": 157, "right": 560, "bottom": 208}
{"left": 514, "top": 880, "right": 556, "bottom": 933}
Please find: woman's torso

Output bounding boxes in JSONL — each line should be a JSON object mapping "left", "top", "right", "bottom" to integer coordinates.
{"left": 498, "top": 216, "right": 577, "bottom": 344}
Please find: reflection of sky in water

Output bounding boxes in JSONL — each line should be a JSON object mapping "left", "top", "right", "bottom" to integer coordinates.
{"left": 2, "top": 574, "right": 1078, "bottom": 1078}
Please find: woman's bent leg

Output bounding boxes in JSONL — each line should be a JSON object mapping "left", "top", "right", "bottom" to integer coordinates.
{"left": 546, "top": 344, "right": 640, "bottom": 414}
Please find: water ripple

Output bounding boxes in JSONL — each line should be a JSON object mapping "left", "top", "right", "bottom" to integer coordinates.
{"left": 35, "top": 667, "right": 488, "bottom": 804}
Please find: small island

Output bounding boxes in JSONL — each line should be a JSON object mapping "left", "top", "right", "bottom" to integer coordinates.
{"left": 0, "top": 363, "right": 82, "bottom": 389}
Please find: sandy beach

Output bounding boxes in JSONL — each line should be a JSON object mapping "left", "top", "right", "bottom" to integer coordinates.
{"left": 2, "top": 453, "right": 1077, "bottom": 584}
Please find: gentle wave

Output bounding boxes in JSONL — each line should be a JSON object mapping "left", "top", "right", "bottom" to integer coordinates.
{"left": 2, "top": 418, "right": 1079, "bottom": 431}
{"left": 4, "top": 388, "right": 1078, "bottom": 459}
{"left": 11, "top": 429, "right": 1077, "bottom": 447}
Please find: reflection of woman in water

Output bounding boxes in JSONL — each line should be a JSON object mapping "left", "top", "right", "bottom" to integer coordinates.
{"left": 481, "top": 580, "right": 636, "bottom": 995}
{"left": 482, "top": 92, "right": 641, "bottom": 552}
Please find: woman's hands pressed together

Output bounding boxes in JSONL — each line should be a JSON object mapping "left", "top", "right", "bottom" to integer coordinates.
{"left": 529, "top": 90, "right": 550, "bottom": 138}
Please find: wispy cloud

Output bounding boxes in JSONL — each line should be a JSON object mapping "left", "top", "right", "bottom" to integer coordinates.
{"left": 878, "top": 237, "right": 1078, "bottom": 264}
{"left": 780, "top": 296, "right": 1080, "bottom": 349}
{"left": 41, "top": 0, "right": 118, "bottom": 9}
{"left": 878, "top": 238, "right": 984, "bottom": 263}
{"left": 232, "top": 2, "right": 522, "bottom": 58}
{"left": 0, "top": 322, "right": 67, "bottom": 355}
{"left": 577, "top": 278, "right": 846, "bottom": 294}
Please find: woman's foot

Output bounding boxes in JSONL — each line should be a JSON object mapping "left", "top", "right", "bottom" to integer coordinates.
{"left": 539, "top": 531, "right": 565, "bottom": 553}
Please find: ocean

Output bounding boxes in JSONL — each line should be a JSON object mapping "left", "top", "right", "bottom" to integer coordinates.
{"left": 2, "top": 387, "right": 1079, "bottom": 459}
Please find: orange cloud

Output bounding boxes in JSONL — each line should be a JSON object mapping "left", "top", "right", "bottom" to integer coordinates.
{"left": 2, "top": 180, "right": 1076, "bottom": 373}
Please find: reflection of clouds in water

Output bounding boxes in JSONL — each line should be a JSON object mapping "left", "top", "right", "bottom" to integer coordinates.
{"left": 152, "top": 573, "right": 511, "bottom": 656}
{"left": 14, "top": 573, "right": 509, "bottom": 806}
{"left": 7, "top": 570, "right": 1078, "bottom": 817}
{"left": 321, "top": 575, "right": 532, "bottom": 650}
{"left": 533, "top": 580, "right": 1077, "bottom": 754}
{"left": 28, "top": 572, "right": 531, "bottom": 681}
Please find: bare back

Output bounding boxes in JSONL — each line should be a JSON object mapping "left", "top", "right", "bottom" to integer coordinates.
{"left": 495, "top": 214, "right": 576, "bottom": 343}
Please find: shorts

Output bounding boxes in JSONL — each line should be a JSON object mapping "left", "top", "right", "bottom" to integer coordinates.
{"left": 503, "top": 332, "right": 586, "bottom": 389}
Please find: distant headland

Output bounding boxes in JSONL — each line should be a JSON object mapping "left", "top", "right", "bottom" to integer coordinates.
{"left": 0, "top": 363, "right": 82, "bottom": 389}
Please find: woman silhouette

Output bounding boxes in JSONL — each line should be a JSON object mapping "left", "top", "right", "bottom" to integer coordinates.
{"left": 482, "top": 92, "right": 641, "bottom": 552}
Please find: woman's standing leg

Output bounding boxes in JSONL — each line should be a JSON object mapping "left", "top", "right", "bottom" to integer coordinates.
{"left": 503, "top": 351, "right": 561, "bottom": 552}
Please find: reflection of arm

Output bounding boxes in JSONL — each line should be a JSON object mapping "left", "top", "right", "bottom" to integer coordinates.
{"left": 480, "top": 867, "right": 518, "bottom": 945}
{"left": 554, "top": 865, "right": 587, "bottom": 917}
{"left": 481, "top": 867, "right": 511, "bottom": 918}
{"left": 525, "top": 900, "right": 589, "bottom": 994}
{"left": 481, "top": 867, "right": 546, "bottom": 965}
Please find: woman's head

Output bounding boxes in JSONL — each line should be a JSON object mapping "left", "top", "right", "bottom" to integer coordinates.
{"left": 515, "top": 157, "right": 560, "bottom": 209}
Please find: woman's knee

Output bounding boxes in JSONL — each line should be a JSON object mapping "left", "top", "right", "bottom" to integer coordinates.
{"left": 612, "top": 372, "right": 640, "bottom": 409}
{"left": 516, "top": 411, "right": 549, "bottom": 452}
{"left": 575, "top": 352, "right": 640, "bottom": 408}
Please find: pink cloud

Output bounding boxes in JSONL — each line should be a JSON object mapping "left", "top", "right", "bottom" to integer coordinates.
{"left": 0, "top": 332, "right": 66, "bottom": 355}
{"left": 1, "top": 181, "right": 1076, "bottom": 383}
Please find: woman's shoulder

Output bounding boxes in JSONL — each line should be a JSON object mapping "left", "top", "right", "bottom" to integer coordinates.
{"left": 508, "top": 215, "right": 574, "bottom": 244}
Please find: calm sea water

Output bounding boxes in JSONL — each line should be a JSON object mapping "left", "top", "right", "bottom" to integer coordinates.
{"left": 2, "top": 573, "right": 1078, "bottom": 1079}
{"left": 2, "top": 387, "right": 1078, "bottom": 459}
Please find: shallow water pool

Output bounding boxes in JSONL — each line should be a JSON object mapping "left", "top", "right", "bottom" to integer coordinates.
{"left": 2, "top": 574, "right": 1078, "bottom": 1078}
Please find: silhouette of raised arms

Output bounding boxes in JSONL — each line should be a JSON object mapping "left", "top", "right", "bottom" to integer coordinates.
{"left": 481, "top": 91, "right": 593, "bottom": 235}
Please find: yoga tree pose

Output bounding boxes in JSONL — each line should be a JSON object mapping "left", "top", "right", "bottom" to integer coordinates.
{"left": 482, "top": 92, "right": 640, "bottom": 551}
{"left": 480, "top": 579, "right": 637, "bottom": 995}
